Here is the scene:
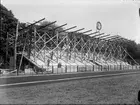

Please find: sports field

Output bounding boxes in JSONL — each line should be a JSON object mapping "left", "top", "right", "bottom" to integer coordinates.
{"left": 0, "top": 73, "right": 140, "bottom": 104}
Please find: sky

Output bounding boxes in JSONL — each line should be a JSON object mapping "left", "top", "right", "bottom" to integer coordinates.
{"left": 2, "top": 0, "right": 140, "bottom": 43}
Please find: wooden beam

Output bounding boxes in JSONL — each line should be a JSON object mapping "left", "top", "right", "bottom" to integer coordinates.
{"left": 103, "top": 35, "right": 118, "bottom": 40}
{"left": 38, "top": 21, "right": 57, "bottom": 30}
{"left": 59, "top": 26, "right": 77, "bottom": 33}
{"left": 19, "top": 18, "right": 45, "bottom": 32}
{"left": 98, "top": 34, "right": 110, "bottom": 39}
{"left": 82, "top": 30, "right": 92, "bottom": 34}
{"left": 90, "top": 33, "right": 104, "bottom": 38}
{"left": 53, "top": 23, "right": 67, "bottom": 30}
{"left": 85, "top": 31, "right": 99, "bottom": 36}
{"left": 72, "top": 28, "right": 85, "bottom": 33}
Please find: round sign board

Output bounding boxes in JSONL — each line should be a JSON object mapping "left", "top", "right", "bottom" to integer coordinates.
{"left": 96, "top": 21, "right": 102, "bottom": 31}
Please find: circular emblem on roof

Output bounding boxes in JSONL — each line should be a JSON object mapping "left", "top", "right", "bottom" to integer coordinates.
{"left": 96, "top": 21, "right": 102, "bottom": 31}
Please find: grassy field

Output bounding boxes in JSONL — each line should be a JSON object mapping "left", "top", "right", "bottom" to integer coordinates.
{"left": 0, "top": 73, "right": 140, "bottom": 104}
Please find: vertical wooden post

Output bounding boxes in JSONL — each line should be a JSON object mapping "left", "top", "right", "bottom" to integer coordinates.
{"left": 65, "top": 65, "right": 67, "bottom": 73}
{"left": 56, "top": 31, "right": 58, "bottom": 63}
{"left": 66, "top": 33, "right": 69, "bottom": 63}
{"left": 28, "top": 28, "right": 32, "bottom": 59}
{"left": 15, "top": 21, "right": 19, "bottom": 75}
{"left": 18, "top": 31, "right": 26, "bottom": 74}
{"left": 34, "top": 27, "right": 36, "bottom": 62}
{"left": 6, "top": 32, "right": 9, "bottom": 68}
{"left": 44, "top": 32, "right": 46, "bottom": 70}
{"left": 74, "top": 35, "right": 76, "bottom": 63}
{"left": 52, "top": 65, "right": 54, "bottom": 73}
{"left": 101, "top": 65, "right": 103, "bottom": 71}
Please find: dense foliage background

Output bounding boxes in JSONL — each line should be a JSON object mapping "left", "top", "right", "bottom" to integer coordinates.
{"left": 0, "top": 4, "right": 18, "bottom": 66}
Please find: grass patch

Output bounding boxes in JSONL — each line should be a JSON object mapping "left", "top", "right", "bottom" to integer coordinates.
{"left": 0, "top": 73, "right": 140, "bottom": 104}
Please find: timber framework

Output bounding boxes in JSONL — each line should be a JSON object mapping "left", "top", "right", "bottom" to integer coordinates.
{"left": 1, "top": 18, "right": 140, "bottom": 75}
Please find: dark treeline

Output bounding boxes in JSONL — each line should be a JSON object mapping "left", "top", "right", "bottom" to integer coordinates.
{"left": 0, "top": 4, "right": 140, "bottom": 67}
{"left": 0, "top": 4, "right": 18, "bottom": 66}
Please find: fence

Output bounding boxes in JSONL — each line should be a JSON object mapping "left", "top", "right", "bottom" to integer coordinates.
{"left": 0, "top": 64, "right": 140, "bottom": 76}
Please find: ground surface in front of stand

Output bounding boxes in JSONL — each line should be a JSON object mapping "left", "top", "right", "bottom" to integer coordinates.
{"left": 0, "top": 70, "right": 140, "bottom": 104}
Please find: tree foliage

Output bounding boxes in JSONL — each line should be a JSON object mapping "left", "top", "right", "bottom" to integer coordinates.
{"left": 118, "top": 39, "right": 140, "bottom": 64}
{"left": 0, "top": 4, "right": 18, "bottom": 65}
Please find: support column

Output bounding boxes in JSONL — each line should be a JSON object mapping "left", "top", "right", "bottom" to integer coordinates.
{"left": 15, "top": 22, "right": 19, "bottom": 75}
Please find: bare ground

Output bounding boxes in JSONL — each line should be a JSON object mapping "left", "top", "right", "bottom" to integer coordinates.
{"left": 0, "top": 73, "right": 140, "bottom": 104}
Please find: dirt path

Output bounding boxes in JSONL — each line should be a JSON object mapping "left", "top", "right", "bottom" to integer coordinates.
{"left": 0, "top": 73, "right": 140, "bottom": 104}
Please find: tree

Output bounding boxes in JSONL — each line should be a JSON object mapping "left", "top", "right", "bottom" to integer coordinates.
{"left": 0, "top": 4, "right": 18, "bottom": 67}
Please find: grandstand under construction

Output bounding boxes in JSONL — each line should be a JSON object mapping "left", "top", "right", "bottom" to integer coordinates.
{"left": 1, "top": 18, "right": 139, "bottom": 75}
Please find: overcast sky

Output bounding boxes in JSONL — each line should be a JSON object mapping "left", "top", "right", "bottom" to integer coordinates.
{"left": 2, "top": 0, "right": 140, "bottom": 43}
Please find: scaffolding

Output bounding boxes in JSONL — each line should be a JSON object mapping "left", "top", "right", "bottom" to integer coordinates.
{"left": 1, "top": 18, "right": 139, "bottom": 75}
